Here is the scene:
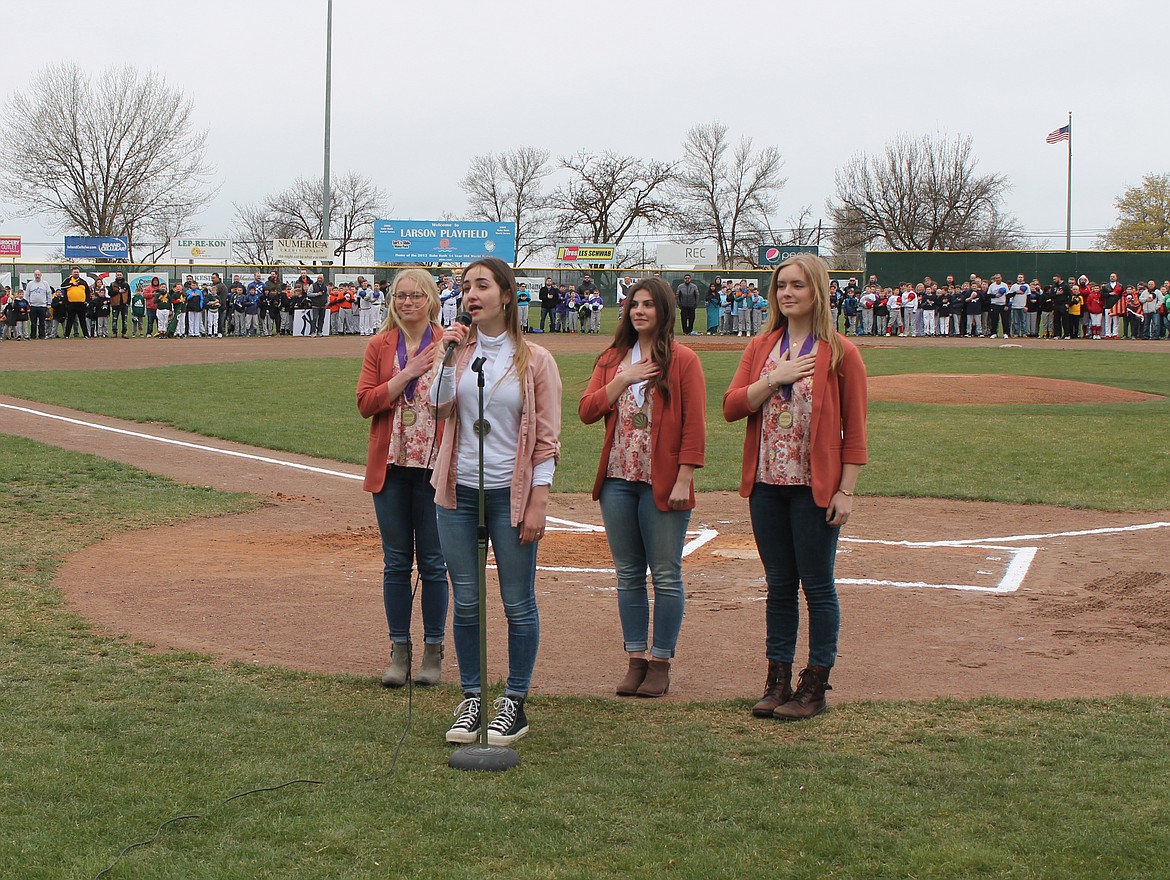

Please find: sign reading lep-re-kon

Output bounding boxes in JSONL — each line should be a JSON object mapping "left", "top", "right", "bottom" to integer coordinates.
{"left": 374, "top": 220, "right": 516, "bottom": 264}
{"left": 170, "top": 238, "right": 232, "bottom": 261}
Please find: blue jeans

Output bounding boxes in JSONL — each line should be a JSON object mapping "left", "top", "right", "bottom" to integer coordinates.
{"left": 371, "top": 466, "right": 448, "bottom": 645}
{"left": 748, "top": 483, "right": 840, "bottom": 668}
{"left": 436, "top": 484, "right": 539, "bottom": 697}
{"left": 599, "top": 479, "right": 691, "bottom": 659}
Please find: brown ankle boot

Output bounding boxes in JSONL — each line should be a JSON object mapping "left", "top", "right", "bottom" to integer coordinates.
{"left": 616, "top": 657, "right": 649, "bottom": 696}
{"left": 773, "top": 666, "right": 832, "bottom": 721}
{"left": 751, "top": 660, "right": 793, "bottom": 717}
{"left": 636, "top": 659, "right": 671, "bottom": 697}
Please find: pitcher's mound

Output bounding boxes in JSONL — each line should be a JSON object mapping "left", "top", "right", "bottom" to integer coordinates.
{"left": 869, "top": 374, "right": 1163, "bottom": 405}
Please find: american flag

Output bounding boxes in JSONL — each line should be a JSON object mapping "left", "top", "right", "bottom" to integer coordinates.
{"left": 1046, "top": 125, "right": 1070, "bottom": 144}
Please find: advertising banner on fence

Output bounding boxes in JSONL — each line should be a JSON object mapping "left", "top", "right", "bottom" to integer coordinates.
{"left": 0, "top": 236, "right": 21, "bottom": 257}
{"left": 129, "top": 273, "right": 168, "bottom": 293}
{"left": 759, "top": 244, "right": 819, "bottom": 266}
{"left": 373, "top": 220, "right": 516, "bottom": 264}
{"left": 656, "top": 241, "right": 719, "bottom": 268}
{"left": 272, "top": 238, "right": 339, "bottom": 262}
{"left": 64, "top": 236, "right": 129, "bottom": 260}
{"left": 554, "top": 243, "right": 617, "bottom": 264}
{"left": 170, "top": 238, "right": 232, "bottom": 261}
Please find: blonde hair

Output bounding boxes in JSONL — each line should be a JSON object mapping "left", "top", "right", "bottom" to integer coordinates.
{"left": 761, "top": 253, "right": 845, "bottom": 371}
{"left": 381, "top": 269, "right": 440, "bottom": 333}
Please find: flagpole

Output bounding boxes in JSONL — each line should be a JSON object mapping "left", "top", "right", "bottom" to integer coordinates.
{"left": 1065, "top": 111, "right": 1072, "bottom": 251}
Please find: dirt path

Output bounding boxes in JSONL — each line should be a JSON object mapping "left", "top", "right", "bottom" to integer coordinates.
{"left": 4, "top": 395, "right": 1169, "bottom": 703}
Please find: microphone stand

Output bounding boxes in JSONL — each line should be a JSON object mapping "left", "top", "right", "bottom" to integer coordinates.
{"left": 449, "top": 355, "right": 520, "bottom": 772}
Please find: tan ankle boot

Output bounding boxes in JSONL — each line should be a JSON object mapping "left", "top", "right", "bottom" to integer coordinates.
{"left": 752, "top": 660, "right": 793, "bottom": 717}
{"left": 636, "top": 659, "right": 671, "bottom": 697}
{"left": 773, "top": 666, "right": 832, "bottom": 721}
{"left": 381, "top": 642, "right": 411, "bottom": 688}
{"left": 415, "top": 643, "right": 444, "bottom": 686}
{"left": 616, "top": 657, "right": 649, "bottom": 696}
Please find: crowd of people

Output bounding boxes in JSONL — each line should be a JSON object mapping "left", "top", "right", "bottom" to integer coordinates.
{"left": 0, "top": 268, "right": 393, "bottom": 340}
{"left": 831, "top": 272, "right": 1170, "bottom": 341}
{"left": 356, "top": 253, "right": 867, "bottom": 747}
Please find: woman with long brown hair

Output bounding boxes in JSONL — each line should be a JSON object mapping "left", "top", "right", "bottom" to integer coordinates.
{"left": 579, "top": 277, "right": 706, "bottom": 697}
{"left": 723, "top": 254, "right": 868, "bottom": 721}
{"left": 430, "top": 257, "right": 562, "bottom": 746}
{"left": 356, "top": 269, "right": 448, "bottom": 689}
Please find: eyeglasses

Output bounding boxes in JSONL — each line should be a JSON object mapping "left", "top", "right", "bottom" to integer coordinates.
{"left": 393, "top": 292, "right": 426, "bottom": 302}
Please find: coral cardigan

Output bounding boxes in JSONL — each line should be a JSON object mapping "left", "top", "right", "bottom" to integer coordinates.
{"left": 578, "top": 341, "right": 706, "bottom": 512}
{"left": 723, "top": 330, "right": 868, "bottom": 507}
{"left": 431, "top": 341, "right": 562, "bottom": 527}
{"left": 356, "top": 325, "right": 443, "bottom": 493}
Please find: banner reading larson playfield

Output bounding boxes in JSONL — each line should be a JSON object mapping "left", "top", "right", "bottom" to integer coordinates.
{"left": 373, "top": 220, "right": 516, "bottom": 264}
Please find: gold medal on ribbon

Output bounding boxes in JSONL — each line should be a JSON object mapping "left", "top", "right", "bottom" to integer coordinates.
{"left": 632, "top": 412, "right": 649, "bottom": 430}
{"left": 778, "top": 407, "right": 794, "bottom": 430}
{"left": 401, "top": 409, "right": 418, "bottom": 427}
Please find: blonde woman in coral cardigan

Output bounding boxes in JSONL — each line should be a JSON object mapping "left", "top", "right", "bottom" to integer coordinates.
{"left": 724, "top": 254, "right": 868, "bottom": 722}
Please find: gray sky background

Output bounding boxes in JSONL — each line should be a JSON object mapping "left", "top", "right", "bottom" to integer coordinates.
{"left": 3, "top": 0, "right": 1167, "bottom": 263}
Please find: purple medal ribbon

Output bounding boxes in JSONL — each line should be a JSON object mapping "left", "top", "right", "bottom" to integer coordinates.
{"left": 396, "top": 325, "right": 434, "bottom": 402}
{"left": 778, "top": 328, "right": 816, "bottom": 401}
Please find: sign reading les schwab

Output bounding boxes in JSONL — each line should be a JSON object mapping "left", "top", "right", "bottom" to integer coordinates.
{"left": 65, "top": 236, "right": 129, "bottom": 259}
{"left": 374, "top": 220, "right": 516, "bottom": 264}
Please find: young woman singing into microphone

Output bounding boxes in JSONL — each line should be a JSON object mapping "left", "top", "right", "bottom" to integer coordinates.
{"left": 724, "top": 254, "right": 868, "bottom": 721}
{"left": 578, "top": 278, "right": 706, "bottom": 697}
{"left": 430, "top": 257, "right": 562, "bottom": 746}
{"left": 356, "top": 269, "right": 448, "bottom": 689}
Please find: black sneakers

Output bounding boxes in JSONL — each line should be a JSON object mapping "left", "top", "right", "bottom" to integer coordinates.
{"left": 445, "top": 696, "right": 481, "bottom": 744}
{"left": 486, "top": 696, "right": 529, "bottom": 746}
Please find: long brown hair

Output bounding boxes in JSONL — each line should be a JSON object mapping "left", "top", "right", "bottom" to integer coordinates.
{"left": 598, "top": 277, "right": 675, "bottom": 403}
{"left": 462, "top": 257, "right": 532, "bottom": 396}
{"left": 761, "top": 253, "right": 845, "bottom": 371}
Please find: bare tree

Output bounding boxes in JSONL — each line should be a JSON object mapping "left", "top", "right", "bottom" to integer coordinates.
{"left": 550, "top": 151, "right": 677, "bottom": 246}
{"left": 828, "top": 133, "right": 1021, "bottom": 251}
{"left": 231, "top": 171, "right": 387, "bottom": 265}
{"left": 461, "top": 147, "right": 552, "bottom": 266}
{"left": 0, "top": 64, "right": 215, "bottom": 260}
{"left": 674, "top": 122, "right": 786, "bottom": 269}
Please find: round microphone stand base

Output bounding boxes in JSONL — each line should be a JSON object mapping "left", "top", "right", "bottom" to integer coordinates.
{"left": 449, "top": 744, "right": 521, "bottom": 772}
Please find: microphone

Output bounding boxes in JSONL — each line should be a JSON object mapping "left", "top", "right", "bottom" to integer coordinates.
{"left": 443, "top": 312, "right": 473, "bottom": 366}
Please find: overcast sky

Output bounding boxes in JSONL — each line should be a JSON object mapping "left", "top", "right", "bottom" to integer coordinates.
{"left": 3, "top": 0, "right": 1167, "bottom": 262}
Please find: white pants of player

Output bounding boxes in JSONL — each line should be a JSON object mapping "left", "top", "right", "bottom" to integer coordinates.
{"left": 205, "top": 311, "right": 219, "bottom": 336}
{"left": 155, "top": 309, "right": 170, "bottom": 334}
{"left": 590, "top": 310, "right": 601, "bottom": 333}
{"left": 923, "top": 311, "right": 937, "bottom": 336}
{"left": 1104, "top": 313, "right": 1121, "bottom": 338}
{"left": 187, "top": 312, "right": 203, "bottom": 337}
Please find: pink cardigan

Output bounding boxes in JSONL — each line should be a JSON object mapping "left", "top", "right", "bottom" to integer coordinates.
{"left": 355, "top": 325, "right": 443, "bottom": 493}
{"left": 578, "top": 341, "right": 706, "bottom": 511}
{"left": 430, "top": 340, "right": 562, "bottom": 526}
{"left": 723, "top": 330, "right": 868, "bottom": 507}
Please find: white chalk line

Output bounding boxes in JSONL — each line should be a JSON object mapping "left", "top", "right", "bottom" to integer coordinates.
{"left": 0, "top": 402, "right": 363, "bottom": 481}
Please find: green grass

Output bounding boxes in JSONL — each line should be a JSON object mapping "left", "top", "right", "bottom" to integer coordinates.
{"left": 2, "top": 348, "right": 1168, "bottom": 509}
{"left": 2, "top": 440, "right": 1169, "bottom": 878}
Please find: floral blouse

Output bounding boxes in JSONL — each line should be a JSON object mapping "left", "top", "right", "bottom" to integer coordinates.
{"left": 388, "top": 356, "right": 439, "bottom": 469}
{"left": 756, "top": 352, "right": 813, "bottom": 486}
{"left": 606, "top": 371, "right": 654, "bottom": 483}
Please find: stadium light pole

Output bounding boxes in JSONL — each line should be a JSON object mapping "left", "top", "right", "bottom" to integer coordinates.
{"left": 322, "top": 0, "right": 333, "bottom": 259}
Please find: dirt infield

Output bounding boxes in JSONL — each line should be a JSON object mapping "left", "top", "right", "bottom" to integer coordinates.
{"left": 2, "top": 333, "right": 1168, "bottom": 704}
{"left": 4, "top": 394, "right": 1168, "bottom": 704}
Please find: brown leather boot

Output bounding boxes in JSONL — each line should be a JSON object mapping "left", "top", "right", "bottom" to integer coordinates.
{"left": 773, "top": 666, "right": 832, "bottom": 721}
{"left": 616, "top": 657, "right": 649, "bottom": 696}
{"left": 751, "top": 660, "right": 793, "bottom": 718}
{"left": 635, "top": 659, "right": 671, "bottom": 697}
